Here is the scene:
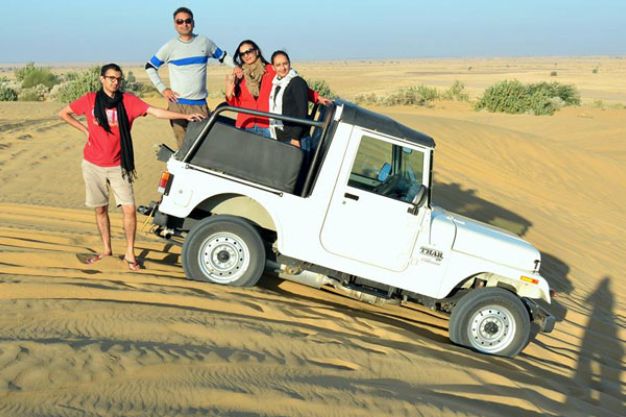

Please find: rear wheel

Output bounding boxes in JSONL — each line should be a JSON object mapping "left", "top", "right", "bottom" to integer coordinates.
{"left": 182, "top": 216, "right": 265, "bottom": 287}
{"left": 448, "top": 287, "right": 530, "bottom": 357}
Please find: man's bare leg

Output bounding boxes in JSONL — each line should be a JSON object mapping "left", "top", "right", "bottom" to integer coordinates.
{"left": 121, "top": 204, "right": 140, "bottom": 270}
{"left": 88, "top": 205, "right": 113, "bottom": 263}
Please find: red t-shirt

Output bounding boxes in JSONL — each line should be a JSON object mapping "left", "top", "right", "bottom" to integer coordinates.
{"left": 70, "top": 92, "right": 150, "bottom": 167}
{"left": 226, "top": 64, "right": 319, "bottom": 129}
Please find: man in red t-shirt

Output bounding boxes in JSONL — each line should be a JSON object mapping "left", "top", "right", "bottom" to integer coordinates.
{"left": 59, "top": 63, "right": 204, "bottom": 271}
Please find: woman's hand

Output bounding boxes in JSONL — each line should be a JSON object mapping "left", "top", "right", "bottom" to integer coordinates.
{"left": 289, "top": 139, "right": 301, "bottom": 148}
{"left": 225, "top": 74, "right": 236, "bottom": 99}
{"left": 317, "top": 96, "right": 332, "bottom": 106}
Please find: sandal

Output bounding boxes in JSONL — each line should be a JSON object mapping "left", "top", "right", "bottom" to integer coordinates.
{"left": 85, "top": 253, "right": 110, "bottom": 265}
{"left": 124, "top": 257, "right": 142, "bottom": 271}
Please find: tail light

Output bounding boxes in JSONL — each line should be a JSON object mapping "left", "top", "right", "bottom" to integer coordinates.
{"left": 158, "top": 171, "right": 173, "bottom": 195}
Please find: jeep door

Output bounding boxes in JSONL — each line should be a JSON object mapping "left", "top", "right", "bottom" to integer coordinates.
{"left": 320, "top": 128, "right": 429, "bottom": 272}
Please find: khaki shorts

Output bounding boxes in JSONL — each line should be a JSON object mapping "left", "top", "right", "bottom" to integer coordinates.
{"left": 167, "top": 101, "right": 210, "bottom": 149}
{"left": 81, "top": 160, "right": 135, "bottom": 208}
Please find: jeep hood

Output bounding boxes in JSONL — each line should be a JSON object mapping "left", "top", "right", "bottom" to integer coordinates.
{"left": 433, "top": 208, "right": 541, "bottom": 272}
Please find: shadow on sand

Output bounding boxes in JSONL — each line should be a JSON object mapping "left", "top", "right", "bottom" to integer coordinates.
{"left": 260, "top": 274, "right": 622, "bottom": 417}
{"left": 563, "top": 276, "right": 624, "bottom": 415}
{"left": 433, "top": 181, "right": 532, "bottom": 236}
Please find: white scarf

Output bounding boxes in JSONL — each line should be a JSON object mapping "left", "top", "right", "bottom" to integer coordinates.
{"left": 269, "top": 68, "right": 298, "bottom": 139}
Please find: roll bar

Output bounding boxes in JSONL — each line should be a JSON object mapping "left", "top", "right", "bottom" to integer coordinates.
{"left": 181, "top": 103, "right": 337, "bottom": 197}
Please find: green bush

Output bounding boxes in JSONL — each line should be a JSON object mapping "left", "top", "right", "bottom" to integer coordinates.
{"left": 527, "top": 82, "right": 580, "bottom": 105}
{"left": 56, "top": 66, "right": 101, "bottom": 102}
{"left": 442, "top": 80, "right": 469, "bottom": 101}
{"left": 355, "top": 85, "right": 440, "bottom": 107}
{"left": 18, "top": 84, "right": 48, "bottom": 101}
{"left": 16, "top": 62, "right": 58, "bottom": 89}
{"left": 383, "top": 85, "right": 439, "bottom": 106}
{"left": 14, "top": 62, "right": 35, "bottom": 82}
{"left": 475, "top": 80, "right": 580, "bottom": 115}
{"left": 0, "top": 77, "right": 17, "bottom": 101}
{"left": 123, "top": 70, "right": 144, "bottom": 96}
{"left": 306, "top": 79, "right": 338, "bottom": 100}
{"left": 0, "top": 84, "right": 18, "bottom": 101}
{"left": 354, "top": 92, "right": 380, "bottom": 105}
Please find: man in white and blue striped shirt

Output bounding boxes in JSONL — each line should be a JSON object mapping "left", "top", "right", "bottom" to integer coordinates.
{"left": 146, "top": 7, "right": 235, "bottom": 147}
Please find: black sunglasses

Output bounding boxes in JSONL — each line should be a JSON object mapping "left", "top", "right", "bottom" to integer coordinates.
{"left": 239, "top": 48, "right": 256, "bottom": 57}
{"left": 175, "top": 18, "right": 193, "bottom": 25}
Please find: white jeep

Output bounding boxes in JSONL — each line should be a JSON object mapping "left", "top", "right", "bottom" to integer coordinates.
{"left": 145, "top": 101, "right": 555, "bottom": 357}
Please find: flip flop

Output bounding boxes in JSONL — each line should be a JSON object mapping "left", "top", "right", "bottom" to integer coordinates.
{"left": 124, "top": 257, "right": 142, "bottom": 271}
{"left": 85, "top": 253, "right": 110, "bottom": 265}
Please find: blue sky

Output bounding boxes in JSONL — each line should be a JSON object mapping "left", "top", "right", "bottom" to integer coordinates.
{"left": 2, "top": 0, "right": 625, "bottom": 63}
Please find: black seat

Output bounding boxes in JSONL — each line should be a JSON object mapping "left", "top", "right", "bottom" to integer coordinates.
{"left": 188, "top": 122, "right": 304, "bottom": 194}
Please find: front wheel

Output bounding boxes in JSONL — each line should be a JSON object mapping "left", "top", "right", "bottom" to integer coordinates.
{"left": 448, "top": 288, "right": 531, "bottom": 357}
{"left": 182, "top": 215, "right": 265, "bottom": 287}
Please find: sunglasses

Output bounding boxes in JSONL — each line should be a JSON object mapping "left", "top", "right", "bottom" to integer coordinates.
{"left": 175, "top": 18, "right": 193, "bottom": 25}
{"left": 239, "top": 48, "right": 256, "bottom": 57}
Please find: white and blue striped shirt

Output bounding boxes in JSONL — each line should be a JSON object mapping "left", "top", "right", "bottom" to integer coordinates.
{"left": 146, "top": 35, "right": 234, "bottom": 105}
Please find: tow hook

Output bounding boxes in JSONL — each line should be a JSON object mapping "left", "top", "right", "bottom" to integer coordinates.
{"left": 137, "top": 201, "right": 159, "bottom": 217}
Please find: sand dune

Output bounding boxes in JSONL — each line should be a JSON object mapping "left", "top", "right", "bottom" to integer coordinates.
{"left": 0, "top": 58, "right": 624, "bottom": 416}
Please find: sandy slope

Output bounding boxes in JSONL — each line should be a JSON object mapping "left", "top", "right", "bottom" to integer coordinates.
{"left": 0, "top": 59, "right": 624, "bottom": 416}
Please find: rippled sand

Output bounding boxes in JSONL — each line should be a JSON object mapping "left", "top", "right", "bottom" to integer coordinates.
{"left": 0, "top": 57, "right": 624, "bottom": 417}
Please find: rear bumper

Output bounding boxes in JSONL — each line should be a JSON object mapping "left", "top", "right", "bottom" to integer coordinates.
{"left": 138, "top": 201, "right": 186, "bottom": 237}
{"left": 523, "top": 297, "right": 556, "bottom": 333}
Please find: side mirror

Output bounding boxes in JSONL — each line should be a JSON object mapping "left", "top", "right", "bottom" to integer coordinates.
{"left": 407, "top": 185, "right": 428, "bottom": 215}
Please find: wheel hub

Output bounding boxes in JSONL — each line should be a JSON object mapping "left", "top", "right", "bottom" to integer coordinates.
{"left": 484, "top": 321, "right": 499, "bottom": 335}
{"left": 216, "top": 249, "right": 231, "bottom": 263}
{"left": 197, "top": 232, "right": 250, "bottom": 284}
{"left": 468, "top": 305, "right": 516, "bottom": 354}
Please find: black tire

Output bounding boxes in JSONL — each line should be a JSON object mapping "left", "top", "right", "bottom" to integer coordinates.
{"left": 182, "top": 215, "right": 265, "bottom": 287}
{"left": 448, "top": 287, "right": 531, "bottom": 357}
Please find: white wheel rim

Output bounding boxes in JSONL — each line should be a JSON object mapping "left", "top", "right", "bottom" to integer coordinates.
{"left": 467, "top": 304, "right": 516, "bottom": 354}
{"left": 197, "top": 232, "right": 250, "bottom": 284}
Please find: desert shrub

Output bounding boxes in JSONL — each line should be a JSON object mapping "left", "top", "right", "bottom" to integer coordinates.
{"left": 137, "top": 83, "right": 160, "bottom": 97}
{"left": 0, "top": 84, "right": 18, "bottom": 101}
{"left": 527, "top": 81, "right": 580, "bottom": 105}
{"left": 382, "top": 85, "right": 439, "bottom": 106}
{"left": 592, "top": 67, "right": 599, "bottom": 74}
{"left": 16, "top": 62, "right": 58, "bottom": 89}
{"left": 122, "top": 71, "right": 158, "bottom": 97}
{"left": 306, "top": 79, "right": 338, "bottom": 100}
{"left": 475, "top": 80, "right": 580, "bottom": 115}
{"left": 123, "top": 71, "right": 146, "bottom": 96}
{"left": 18, "top": 84, "right": 48, "bottom": 101}
{"left": 14, "top": 62, "right": 35, "bottom": 82}
{"left": 56, "top": 66, "right": 101, "bottom": 102}
{"left": 442, "top": 80, "right": 469, "bottom": 101}
{"left": 550, "top": 71, "right": 558, "bottom": 77}
{"left": 475, "top": 80, "right": 530, "bottom": 114}
{"left": 354, "top": 93, "right": 380, "bottom": 105}
{"left": 354, "top": 85, "right": 440, "bottom": 107}
{"left": 0, "top": 77, "right": 17, "bottom": 101}
{"left": 416, "top": 85, "right": 439, "bottom": 102}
